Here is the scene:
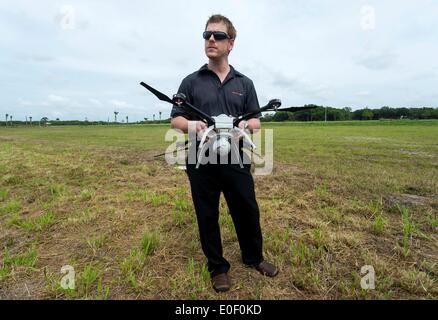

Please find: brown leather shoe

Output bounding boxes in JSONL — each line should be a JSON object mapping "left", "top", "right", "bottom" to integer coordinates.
{"left": 254, "top": 261, "right": 279, "bottom": 277}
{"left": 211, "top": 273, "right": 231, "bottom": 292}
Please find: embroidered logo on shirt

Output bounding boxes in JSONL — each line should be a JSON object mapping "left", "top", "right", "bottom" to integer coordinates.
{"left": 231, "top": 91, "right": 244, "bottom": 96}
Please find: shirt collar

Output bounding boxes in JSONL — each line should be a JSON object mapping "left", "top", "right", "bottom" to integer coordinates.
{"left": 198, "top": 64, "right": 243, "bottom": 78}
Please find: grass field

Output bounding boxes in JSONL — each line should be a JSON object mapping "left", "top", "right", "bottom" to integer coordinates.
{"left": 0, "top": 120, "right": 437, "bottom": 299}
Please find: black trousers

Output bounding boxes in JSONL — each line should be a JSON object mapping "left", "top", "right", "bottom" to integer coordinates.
{"left": 186, "top": 162, "right": 264, "bottom": 277}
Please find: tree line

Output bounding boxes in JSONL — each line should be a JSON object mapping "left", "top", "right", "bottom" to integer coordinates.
{"left": 1, "top": 119, "right": 171, "bottom": 126}
{"left": 2, "top": 106, "right": 438, "bottom": 126}
{"left": 260, "top": 106, "right": 438, "bottom": 122}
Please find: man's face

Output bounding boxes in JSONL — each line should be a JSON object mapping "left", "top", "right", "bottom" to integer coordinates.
{"left": 204, "top": 22, "right": 234, "bottom": 60}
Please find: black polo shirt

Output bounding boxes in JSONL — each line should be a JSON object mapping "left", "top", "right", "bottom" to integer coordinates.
{"left": 170, "top": 64, "right": 261, "bottom": 119}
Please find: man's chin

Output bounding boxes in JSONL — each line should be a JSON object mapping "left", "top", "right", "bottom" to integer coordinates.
{"left": 206, "top": 52, "right": 217, "bottom": 59}
{"left": 206, "top": 53, "right": 225, "bottom": 60}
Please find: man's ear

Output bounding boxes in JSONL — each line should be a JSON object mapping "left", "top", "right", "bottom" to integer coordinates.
{"left": 229, "top": 39, "right": 235, "bottom": 52}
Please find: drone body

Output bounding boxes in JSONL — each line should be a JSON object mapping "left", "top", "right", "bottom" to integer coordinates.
{"left": 194, "top": 113, "right": 258, "bottom": 168}
{"left": 212, "top": 137, "right": 231, "bottom": 157}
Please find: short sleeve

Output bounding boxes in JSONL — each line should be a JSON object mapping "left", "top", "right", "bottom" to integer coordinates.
{"left": 245, "top": 80, "right": 261, "bottom": 118}
{"left": 170, "top": 77, "right": 192, "bottom": 119}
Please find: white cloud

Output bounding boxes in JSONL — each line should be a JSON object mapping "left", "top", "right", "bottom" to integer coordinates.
{"left": 109, "top": 100, "right": 130, "bottom": 108}
{"left": 89, "top": 98, "right": 103, "bottom": 106}
{"left": 354, "top": 51, "right": 398, "bottom": 70}
{"left": 48, "top": 94, "right": 68, "bottom": 103}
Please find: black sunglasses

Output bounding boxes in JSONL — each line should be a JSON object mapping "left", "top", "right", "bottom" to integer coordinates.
{"left": 203, "top": 31, "right": 231, "bottom": 41}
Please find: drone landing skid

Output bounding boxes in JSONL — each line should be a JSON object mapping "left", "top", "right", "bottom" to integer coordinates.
{"left": 196, "top": 135, "right": 244, "bottom": 169}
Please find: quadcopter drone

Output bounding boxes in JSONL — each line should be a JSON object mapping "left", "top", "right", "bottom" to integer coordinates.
{"left": 140, "top": 82, "right": 317, "bottom": 168}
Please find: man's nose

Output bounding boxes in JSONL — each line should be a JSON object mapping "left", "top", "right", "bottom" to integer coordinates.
{"left": 208, "top": 34, "right": 215, "bottom": 42}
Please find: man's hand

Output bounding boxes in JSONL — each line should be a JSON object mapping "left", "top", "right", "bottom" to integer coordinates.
{"left": 171, "top": 116, "right": 207, "bottom": 135}
{"left": 237, "top": 118, "right": 261, "bottom": 133}
{"left": 188, "top": 120, "right": 207, "bottom": 138}
{"left": 238, "top": 120, "right": 248, "bottom": 130}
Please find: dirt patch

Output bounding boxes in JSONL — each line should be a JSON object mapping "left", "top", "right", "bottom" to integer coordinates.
{"left": 399, "top": 150, "right": 434, "bottom": 158}
{"left": 0, "top": 137, "right": 15, "bottom": 142}
{"left": 385, "top": 193, "right": 435, "bottom": 207}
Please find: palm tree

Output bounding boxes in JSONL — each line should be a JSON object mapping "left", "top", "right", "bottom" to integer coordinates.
{"left": 40, "top": 117, "right": 49, "bottom": 126}
{"left": 159, "top": 111, "right": 162, "bottom": 121}
{"left": 5, "top": 114, "right": 8, "bottom": 126}
{"left": 144, "top": 117, "right": 148, "bottom": 122}
{"left": 9, "top": 115, "right": 12, "bottom": 126}
{"left": 153, "top": 114, "right": 155, "bottom": 121}
{"left": 29, "top": 116, "right": 32, "bottom": 125}
{"left": 114, "top": 111, "right": 119, "bottom": 123}
{"left": 126, "top": 116, "right": 128, "bottom": 124}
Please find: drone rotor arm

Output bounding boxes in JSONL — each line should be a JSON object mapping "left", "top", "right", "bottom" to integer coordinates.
{"left": 181, "top": 101, "right": 215, "bottom": 126}
{"left": 140, "top": 82, "right": 215, "bottom": 126}
{"left": 233, "top": 99, "right": 282, "bottom": 126}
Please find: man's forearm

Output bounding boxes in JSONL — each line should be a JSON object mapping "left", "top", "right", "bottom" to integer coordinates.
{"left": 171, "top": 116, "right": 189, "bottom": 133}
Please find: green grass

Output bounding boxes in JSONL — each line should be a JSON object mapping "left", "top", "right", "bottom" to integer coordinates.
{"left": 80, "top": 189, "right": 95, "bottom": 201}
{"left": 49, "top": 184, "right": 66, "bottom": 197}
{"left": 186, "top": 258, "right": 210, "bottom": 299}
{"left": 46, "top": 263, "right": 110, "bottom": 300}
{"left": 124, "top": 189, "right": 151, "bottom": 202}
{"left": 66, "top": 209, "right": 98, "bottom": 225}
{"left": 1, "top": 245, "right": 38, "bottom": 280}
{"left": 312, "top": 227, "right": 324, "bottom": 248}
{"left": 426, "top": 211, "right": 438, "bottom": 229}
{"left": 372, "top": 214, "right": 388, "bottom": 235}
{"left": 79, "top": 264, "right": 104, "bottom": 298}
{"left": 0, "top": 121, "right": 437, "bottom": 299}
{"left": 399, "top": 205, "right": 416, "bottom": 256}
{"left": 171, "top": 191, "right": 196, "bottom": 228}
{"left": 289, "top": 239, "right": 321, "bottom": 269}
{"left": 86, "top": 235, "right": 107, "bottom": 255}
{"left": 121, "top": 249, "right": 145, "bottom": 288}
{"left": 0, "top": 200, "right": 21, "bottom": 215}
{"left": 150, "top": 192, "right": 169, "bottom": 206}
{"left": 0, "top": 189, "right": 9, "bottom": 201}
{"left": 7, "top": 211, "right": 55, "bottom": 231}
{"left": 141, "top": 231, "right": 160, "bottom": 256}
{"left": 120, "top": 230, "right": 160, "bottom": 288}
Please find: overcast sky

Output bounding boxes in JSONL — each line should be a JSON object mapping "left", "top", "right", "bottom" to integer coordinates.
{"left": 1, "top": 0, "right": 437, "bottom": 122}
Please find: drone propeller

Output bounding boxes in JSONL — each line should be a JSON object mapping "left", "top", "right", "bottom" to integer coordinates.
{"left": 233, "top": 99, "right": 282, "bottom": 126}
{"left": 276, "top": 104, "right": 318, "bottom": 112}
{"left": 140, "top": 82, "right": 174, "bottom": 104}
{"left": 234, "top": 102, "right": 318, "bottom": 126}
{"left": 153, "top": 140, "right": 190, "bottom": 158}
{"left": 140, "top": 82, "right": 215, "bottom": 126}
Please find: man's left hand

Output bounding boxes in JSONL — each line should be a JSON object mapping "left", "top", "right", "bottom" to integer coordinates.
{"left": 238, "top": 120, "right": 248, "bottom": 130}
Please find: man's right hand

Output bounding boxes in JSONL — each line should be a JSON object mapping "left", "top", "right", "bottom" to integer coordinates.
{"left": 188, "top": 120, "right": 207, "bottom": 138}
{"left": 171, "top": 117, "right": 208, "bottom": 137}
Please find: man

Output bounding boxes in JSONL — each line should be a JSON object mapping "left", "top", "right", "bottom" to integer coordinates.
{"left": 170, "top": 14, "right": 278, "bottom": 293}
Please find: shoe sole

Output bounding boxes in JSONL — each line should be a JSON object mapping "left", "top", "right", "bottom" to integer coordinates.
{"left": 257, "top": 268, "right": 279, "bottom": 277}
{"left": 213, "top": 286, "right": 230, "bottom": 293}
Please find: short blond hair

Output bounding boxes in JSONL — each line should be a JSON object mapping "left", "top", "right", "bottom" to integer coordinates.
{"left": 205, "top": 14, "right": 237, "bottom": 39}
